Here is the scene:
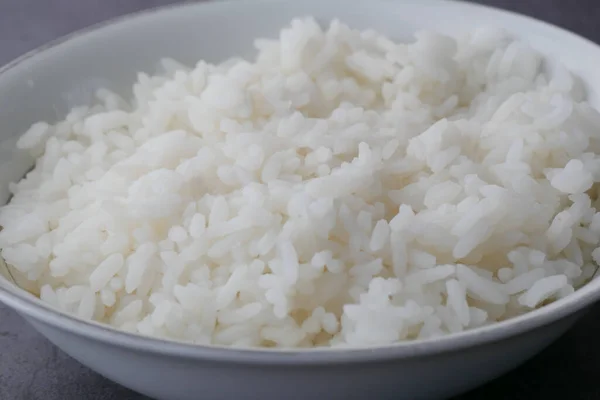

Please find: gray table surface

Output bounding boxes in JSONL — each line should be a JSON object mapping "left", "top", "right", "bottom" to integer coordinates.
{"left": 1, "top": 1, "right": 600, "bottom": 399}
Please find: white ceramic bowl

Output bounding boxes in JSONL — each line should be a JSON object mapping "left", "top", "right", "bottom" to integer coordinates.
{"left": 1, "top": 1, "right": 600, "bottom": 399}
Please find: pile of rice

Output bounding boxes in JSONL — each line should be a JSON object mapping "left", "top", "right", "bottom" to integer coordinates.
{"left": 2, "top": 18, "right": 600, "bottom": 348}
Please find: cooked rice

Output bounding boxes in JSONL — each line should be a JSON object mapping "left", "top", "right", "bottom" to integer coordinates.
{"left": 1, "top": 18, "right": 600, "bottom": 348}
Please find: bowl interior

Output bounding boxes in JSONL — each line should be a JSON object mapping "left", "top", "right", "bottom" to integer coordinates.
{"left": 2, "top": 0, "right": 600, "bottom": 356}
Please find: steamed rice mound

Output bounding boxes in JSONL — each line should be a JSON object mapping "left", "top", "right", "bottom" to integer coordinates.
{"left": 2, "top": 18, "right": 600, "bottom": 348}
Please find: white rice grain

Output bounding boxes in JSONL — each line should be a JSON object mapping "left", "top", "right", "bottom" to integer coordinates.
{"left": 518, "top": 275, "right": 568, "bottom": 308}
{"left": 89, "top": 254, "right": 124, "bottom": 292}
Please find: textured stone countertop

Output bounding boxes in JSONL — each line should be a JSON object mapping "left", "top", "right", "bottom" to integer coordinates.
{"left": 1, "top": 1, "right": 600, "bottom": 399}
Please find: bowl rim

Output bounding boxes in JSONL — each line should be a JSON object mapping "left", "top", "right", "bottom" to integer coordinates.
{"left": 2, "top": 0, "right": 600, "bottom": 365}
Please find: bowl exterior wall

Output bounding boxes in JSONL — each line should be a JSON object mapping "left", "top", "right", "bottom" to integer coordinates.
{"left": 26, "top": 313, "right": 580, "bottom": 400}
